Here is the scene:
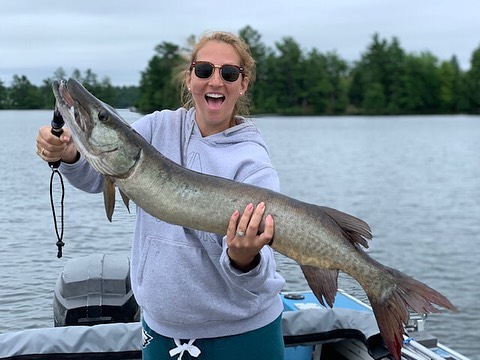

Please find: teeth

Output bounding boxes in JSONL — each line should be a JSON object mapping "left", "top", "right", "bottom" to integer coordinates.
{"left": 206, "top": 93, "right": 224, "bottom": 98}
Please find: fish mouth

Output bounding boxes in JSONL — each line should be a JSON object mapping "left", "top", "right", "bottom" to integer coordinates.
{"left": 59, "top": 81, "right": 75, "bottom": 108}
{"left": 53, "top": 79, "right": 90, "bottom": 135}
{"left": 53, "top": 79, "right": 118, "bottom": 155}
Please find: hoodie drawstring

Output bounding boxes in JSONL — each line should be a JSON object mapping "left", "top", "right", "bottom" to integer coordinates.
{"left": 169, "top": 338, "right": 201, "bottom": 359}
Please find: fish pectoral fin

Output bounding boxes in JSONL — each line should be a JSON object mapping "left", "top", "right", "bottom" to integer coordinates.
{"left": 320, "top": 206, "right": 372, "bottom": 248}
{"left": 300, "top": 265, "right": 339, "bottom": 308}
{"left": 103, "top": 177, "right": 116, "bottom": 222}
{"left": 119, "top": 190, "right": 131, "bottom": 213}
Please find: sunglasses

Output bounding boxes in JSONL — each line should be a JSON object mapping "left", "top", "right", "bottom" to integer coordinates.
{"left": 190, "top": 61, "right": 244, "bottom": 82}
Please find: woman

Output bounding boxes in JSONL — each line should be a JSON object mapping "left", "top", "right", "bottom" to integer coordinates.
{"left": 36, "top": 31, "right": 286, "bottom": 359}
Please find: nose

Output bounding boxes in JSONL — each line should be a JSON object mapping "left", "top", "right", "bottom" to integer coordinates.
{"left": 208, "top": 68, "right": 224, "bottom": 86}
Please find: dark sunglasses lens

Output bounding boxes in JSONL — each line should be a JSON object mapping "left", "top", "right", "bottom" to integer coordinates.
{"left": 195, "top": 63, "right": 213, "bottom": 78}
{"left": 221, "top": 66, "right": 240, "bottom": 82}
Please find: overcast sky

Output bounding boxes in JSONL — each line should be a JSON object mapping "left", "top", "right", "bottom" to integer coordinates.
{"left": 1, "top": 0, "right": 479, "bottom": 86}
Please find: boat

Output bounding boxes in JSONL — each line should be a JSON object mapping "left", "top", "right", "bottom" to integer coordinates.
{"left": 0, "top": 254, "right": 470, "bottom": 360}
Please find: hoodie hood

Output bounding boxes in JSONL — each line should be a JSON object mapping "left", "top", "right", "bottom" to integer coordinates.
{"left": 131, "top": 107, "right": 277, "bottom": 185}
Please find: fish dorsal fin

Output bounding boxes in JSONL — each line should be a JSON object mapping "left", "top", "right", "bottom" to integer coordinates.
{"left": 320, "top": 206, "right": 372, "bottom": 248}
{"left": 301, "top": 265, "right": 339, "bottom": 308}
{"left": 119, "top": 189, "right": 131, "bottom": 213}
{"left": 103, "top": 176, "right": 116, "bottom": 222}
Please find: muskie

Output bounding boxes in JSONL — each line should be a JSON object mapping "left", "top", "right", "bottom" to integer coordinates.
{"left": 52, "top": 78, "right": 457, "bottom": 360}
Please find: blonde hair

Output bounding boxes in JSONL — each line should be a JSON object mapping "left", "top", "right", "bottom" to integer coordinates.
{"left": 180, "top": 31, "right": 256, "bottom": 116}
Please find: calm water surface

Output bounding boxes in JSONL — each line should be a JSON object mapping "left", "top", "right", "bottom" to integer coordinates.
{"left": 1, "top": 110, "right": 479, "bottom": 358}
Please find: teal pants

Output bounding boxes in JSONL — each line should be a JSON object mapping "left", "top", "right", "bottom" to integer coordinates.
{"left": 142, "top": 316, "right": 284, "bottom": 359}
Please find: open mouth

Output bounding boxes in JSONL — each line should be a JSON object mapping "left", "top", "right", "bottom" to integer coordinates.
{"left": 59, "top": 81, "right": 75, "bottom": 107}
{"left": 205, "top": 93, "right": 225, "bottom": 109}
{"left": 56, "top": 81, "right": 89, "bottom": 134}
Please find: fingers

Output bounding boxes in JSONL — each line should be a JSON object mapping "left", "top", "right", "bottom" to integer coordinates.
{"left": 227, "top": 210, "right": 241, "bottom": 239}
{"left": 236, "top": 203, "right": 255, "bottom": 237}
{"left": 260, "top": 214, "right": 274, "bottom": 243}
{"left": 227, "top": 202, "right": 275, "bottom": 247}
{"left": 36, "top": 126, "right": 63, "bottom": 158}
{"left": 36, "top": 126, "right": 76, "bottom": 163}
{"left": 226, "top": 202, "right": 274, "bottom": 271}
{"left": 36, "top": 140, "right": 64, "bottom": 162}
{"left": 231, "top": 202, "right": 273, "bottom": 240}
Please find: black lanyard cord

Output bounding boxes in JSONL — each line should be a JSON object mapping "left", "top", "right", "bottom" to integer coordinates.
{"left": 50, "top": 168, "right": 65, "bottom": 258}
{"left": 48, "top": 106, "right": 66, "bottom": 258}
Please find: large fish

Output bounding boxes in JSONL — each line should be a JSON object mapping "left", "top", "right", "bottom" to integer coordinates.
{"left": 52, "top": 78, "right": 457, "bottom": 359}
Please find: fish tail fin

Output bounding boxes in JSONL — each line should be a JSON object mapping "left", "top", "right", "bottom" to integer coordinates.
{"left": 366, "top": 265, "right": 458, "bottom": 360}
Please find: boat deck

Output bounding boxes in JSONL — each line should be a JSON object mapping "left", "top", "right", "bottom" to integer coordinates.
{"left": 282, "top": 290, "right": 469, "bottom": 360}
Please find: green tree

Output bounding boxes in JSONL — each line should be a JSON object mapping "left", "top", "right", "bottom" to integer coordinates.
{"left": 137, "top": 42, "right": 183, "bottom": 113}
{"left": 259, "top": 53, "right": 282, "bottom": 113}
{"left": 53, "top": 67, "right": 68, "bottom": 81}
{"left": 72, "top": 69, "right": 116, "bottom": 104}
{"left": 38, "top": 78, "right": 56, "bottom": 109}
{"left": 115, "top": 86, "right": 139, "bottom": 108}
{"left": 384, "top": 37, "right": 406, "bottom": 114}
{"left": 437, "top": 56, "right": 468, "bottom": 113}
{"left": 239, "top": 25, "right": 272, "bottom": 114}
{"left": 71, "top": 69, "right": 82, "bottom": 81}
{"left": 401, "top": 52, "right": 440, "bottom": 113}
{"left": 82, "top": 69, "right": 99, "bottom": 88}
{"left": 301, "top": 50, "right": 349, "bottom": 114}
{"left": 465, "top": 46, "right": 480, "bottom": 113}
{"left": 363, "top": 82, "right": 386, "bottom": 114}
{"left": 323, "top": 52, "right": 349, "bottom": 114}
{"left": 78, "top": 69, "right": 100, "bottom": 96}
{"left": 302, "top": 49, "right": 331, "bottom": 114}
{"left": 448, "top": 56, "right": 469, "bottom": 113}
{"left": 349, "top": 34, "right": 406, "bottom": 114}
{"left": 95, "top": 77, "right": 116, "bottom": 105}
{"left": 348, "top": 61, "right": 366, "bottom": 111}
{"left": 271, "top": 37, "right": 305, "bottom": 114}
{"left": 39, "top": 67, "right": 69, "bottom": 109}
{"left": 9, "top": 75, "right": 41, "bottom": 109}
{"left": 0, "top": 79, "right": 6, "bottom": 109}
{"left": 349, "top": 34, "right": 389, "bottom": 113}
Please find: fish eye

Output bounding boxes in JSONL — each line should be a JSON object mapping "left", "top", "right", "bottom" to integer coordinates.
{"left": 98, "top": 110, "right": 109, "bottom": 122}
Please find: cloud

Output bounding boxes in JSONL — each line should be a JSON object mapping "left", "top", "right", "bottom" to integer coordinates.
{"left": 1, "top": 0, "right": 479, "bottom": 86}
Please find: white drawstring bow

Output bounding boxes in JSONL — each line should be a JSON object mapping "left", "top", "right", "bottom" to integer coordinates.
{"left": 169, "top": 338, "right": 201, "bottom": 359}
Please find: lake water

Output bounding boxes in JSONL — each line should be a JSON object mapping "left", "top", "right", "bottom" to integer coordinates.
{"left": 0, "top": 110, "right": 479, "bottom": 358}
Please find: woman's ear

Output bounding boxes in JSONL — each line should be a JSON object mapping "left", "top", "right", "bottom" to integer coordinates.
{"left": 186, "top": 70, "right": 192, "bottom": 90}
{"left": 240, "top": 76, "right": 249, "bottom": 95}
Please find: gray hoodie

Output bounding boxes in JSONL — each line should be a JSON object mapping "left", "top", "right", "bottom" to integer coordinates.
{"left": 60, "top": 107, "right": 286, "bottom": 339}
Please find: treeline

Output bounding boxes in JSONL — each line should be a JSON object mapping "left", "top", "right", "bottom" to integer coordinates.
{"left": 137, "top": 27, "right": 480, "bottom": 115}
{"left": 1, "top": 26, "right": 479, "bottom": 115}
{"left": 0, "top": 68, "right": 138, "bottom": 110}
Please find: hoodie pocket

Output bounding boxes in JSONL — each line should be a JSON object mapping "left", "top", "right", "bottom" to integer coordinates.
{"left": 136, "top": 233, "right": 205, "bottom": 286}
{"left": 135, "top": 233, "right": 259, "bottom": 324}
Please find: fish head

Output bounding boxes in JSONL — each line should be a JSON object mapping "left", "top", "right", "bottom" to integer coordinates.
{"left": 52, "top": 78, "right": 141, "bottom": 179}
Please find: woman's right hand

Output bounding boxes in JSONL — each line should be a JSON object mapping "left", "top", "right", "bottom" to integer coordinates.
{"left": 36, "top": 126, "right": 79, "bottom": 164}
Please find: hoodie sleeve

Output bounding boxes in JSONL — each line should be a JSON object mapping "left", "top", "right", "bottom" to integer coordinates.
{"left": 59, "top": 156, "right": 104, "bottom": 193}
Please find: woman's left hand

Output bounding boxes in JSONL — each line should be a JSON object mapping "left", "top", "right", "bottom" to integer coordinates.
{"left": 226, "top": 202, "right": 274, "bottom": 272}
